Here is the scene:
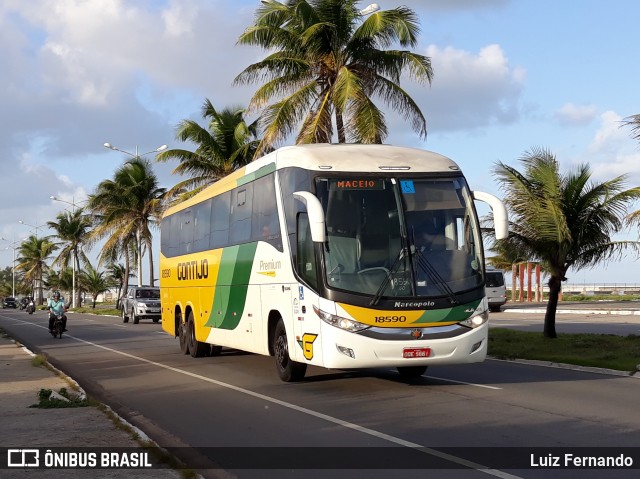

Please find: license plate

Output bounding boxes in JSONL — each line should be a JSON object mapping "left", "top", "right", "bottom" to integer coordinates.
{"left": 403, "top": 347, "right": 431, "bottom": 359}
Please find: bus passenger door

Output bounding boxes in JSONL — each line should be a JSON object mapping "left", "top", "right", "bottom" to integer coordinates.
{"left": 292, "top": 284, "right": 323, "bottom": 366}
{"left": 292, "top": 212, "right": 323, "bottom": 366}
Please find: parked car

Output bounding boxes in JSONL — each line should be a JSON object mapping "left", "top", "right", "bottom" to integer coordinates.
{"left": 120, "top": 286, "right": 161, "bottom": 324}
{"left": 2, "top": 297, "right": 18, "bottom": 308}
{"left": 486, "top": 268, "right": 507, "bottom": 312}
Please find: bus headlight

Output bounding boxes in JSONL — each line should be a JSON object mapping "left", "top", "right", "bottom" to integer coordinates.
{"left": 313, "top": 306, "right": 370, "bottom": 332}
{"left": 458, "top": 311, "right": 489, "bottom": 329}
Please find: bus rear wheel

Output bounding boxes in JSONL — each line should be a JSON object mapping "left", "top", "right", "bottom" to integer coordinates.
{"left": 187, "top": 312, "right": 209, "bottom": 358}
{"left": 397, "top": 366, "right": 428, "bottom": 378}
{"left": 273, "top": 319, "right": 306, "bottom": 382}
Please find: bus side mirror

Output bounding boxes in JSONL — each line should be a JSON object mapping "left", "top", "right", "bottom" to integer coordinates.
{"left": 293, "top": 191, "right": 326, "bottom": 242}
{"left": 472, "top": 191, "right": 509, "bottom": 240}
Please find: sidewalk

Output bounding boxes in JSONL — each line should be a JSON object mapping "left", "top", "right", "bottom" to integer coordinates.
{"left": 0, "top": 334, "right": 182, "bottom": 478}
{"left": 502, "top": 300, "right": 640, "bottom": 316}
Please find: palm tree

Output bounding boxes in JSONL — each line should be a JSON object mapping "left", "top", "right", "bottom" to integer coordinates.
{"left": 105, "top": 262, "right": 130, "bottom": 309}
{"left": 235, "top": 0, "right": 433, "bottom": 153}
{"left": 0, "top": 267, "right": 13, "bottom": 297}
{"left": 79, "top": 263, "right": 113, "bottom": 309}
{"left": 44, "top": 268, "right": 73, "bottom": 298}
{"left": 47, "top": 208, "right": 93, "bottom": 307}
{"left": 156, "top": 99, "right": 260, "bottom": 199}
{"left": 621, "top": 114, "right": 640, "bottom": 141}
{"left": 494, "top": 147, "right": 640, "bottom": 338}
{"left": 16, "top": 235, "right": 57, "bottom": 304}
{"left": 87, "top": 158, "right": 166, "bottom": 290}
{"left": 91, "top": 234, "right": 137, "bottom": 308}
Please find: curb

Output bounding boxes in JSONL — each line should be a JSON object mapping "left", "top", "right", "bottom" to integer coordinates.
{"left": 503, "top": 308, "right": 640, "bottom": 315}
{"left": 489, "top": 357, "right": 640, "bottom": 378}
{"left": 13, "top": 339, "right": 153, "bottom": 439}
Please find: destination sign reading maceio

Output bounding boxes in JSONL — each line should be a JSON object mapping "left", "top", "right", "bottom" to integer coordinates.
{"left": 330, "top": 179, "right": 384, "bottom": 190}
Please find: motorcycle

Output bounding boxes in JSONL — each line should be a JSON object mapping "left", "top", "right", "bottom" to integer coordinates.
{"left": 50, "top": 313, "right": 66, "bottom": 339}
{"left": 26, "top": 300, "right": 35, "bottom": 315}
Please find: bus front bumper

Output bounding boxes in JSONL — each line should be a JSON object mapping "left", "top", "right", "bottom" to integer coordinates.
{"left": 318, "top": 321, "right": 488, "bottom": 370}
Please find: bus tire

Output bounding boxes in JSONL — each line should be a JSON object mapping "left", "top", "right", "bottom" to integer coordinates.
{"left": 209, "top": 345, "right": 223, "bottom": 357}
{"left": 187, "top": 312, "right": 208, "bottom": 358}
{"left": 397, "top": 365, "right": 428, "bottom": 378}
{"left": 273, "top": 319, "right": 306, "bottom": 382}
{"left": 178, "top": 320, "right": 189, "bottom": 355}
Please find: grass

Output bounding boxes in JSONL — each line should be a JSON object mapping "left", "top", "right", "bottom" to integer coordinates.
{"left": 562, "top": 294, "right": 640, "bottom": 302}
{"left": 489, "top": 328, "right": 640, "bottom": 373}
{"left": 506, "top": 293, "right": 640, "bottom": 302}
{"left": 30, "top": 387, "right": 90, "bottom": 408}
{"left": 70, "top": 306, "right": 120, "bottom": 316}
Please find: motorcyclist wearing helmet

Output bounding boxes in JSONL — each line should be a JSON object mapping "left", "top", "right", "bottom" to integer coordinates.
{"left": 48, "top": 291, "right": 68, "bottom": 333}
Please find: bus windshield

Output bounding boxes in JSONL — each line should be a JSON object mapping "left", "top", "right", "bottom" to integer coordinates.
{"left": 315, "top": 176, "right": 484, "bottom": 300}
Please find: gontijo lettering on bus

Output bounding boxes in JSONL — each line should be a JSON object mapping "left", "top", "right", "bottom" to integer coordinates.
{"left": 177, "top": 259, "right": 209, "bottom": 280}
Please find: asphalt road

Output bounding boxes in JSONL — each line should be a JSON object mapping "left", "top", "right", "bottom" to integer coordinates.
{"left": 1, "top": 308, "right": 639, "bottom": 479}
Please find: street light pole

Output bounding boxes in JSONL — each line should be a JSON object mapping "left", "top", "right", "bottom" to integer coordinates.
{"left": 50, "top": 196, "right": 87, "bottom": 308}
{"left": 103, "top": 143, "right": 167, "bottom": 158}
{"left": 1, "top": 236, "right": 28, "bottom": 298}
{"left": 359, "top": 3, "right": 380, "bottom": 15}
{"left": 19, "top": 220, "right": 46, "bottom": 237}
{"left": 18, "top": 221, "right": 48, "bottom": 303}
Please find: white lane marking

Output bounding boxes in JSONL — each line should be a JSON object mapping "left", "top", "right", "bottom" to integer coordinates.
{"left": 2, "top": 317, "right": 522, "bottom": 479}
{"left": 426, "top": 376, "right": 502, "bottom": 390}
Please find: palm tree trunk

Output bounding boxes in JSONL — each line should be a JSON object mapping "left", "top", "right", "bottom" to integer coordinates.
{"left": 147, "top": 237, "right": 155, "bottom": 287}
{"left": 336, "top": 111, "right": 346, "bottom": 143}
{"left": 544, "top": 275, "right": 561, "bottom": 338}
{"left": 136, "top": 229, "right": 143, "bottom": 287}
{"left": 121, "top": 253, "right": 130, "bottom": 310}
{"left": 74, "top": 245, "right": 81, "bottom": 307}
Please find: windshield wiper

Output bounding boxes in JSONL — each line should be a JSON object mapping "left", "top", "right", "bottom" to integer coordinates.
{"left": 412, "top": 247, "right": 459, "bottom": 305}
{"left": 369, "top": 246, "right": 403, "bottom": 306}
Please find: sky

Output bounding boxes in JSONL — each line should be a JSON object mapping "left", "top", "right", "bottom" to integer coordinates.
{"left": 1, "top": 0, "right": 639, "bottom": 286}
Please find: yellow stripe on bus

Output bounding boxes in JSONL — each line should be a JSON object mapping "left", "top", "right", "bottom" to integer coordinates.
{"left": 337, "top": 303, "right": 458, "bottom": 327}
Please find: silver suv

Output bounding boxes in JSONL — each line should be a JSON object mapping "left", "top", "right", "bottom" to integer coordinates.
{"left": 121, "top": 286, "right": 161, "bottom": 324}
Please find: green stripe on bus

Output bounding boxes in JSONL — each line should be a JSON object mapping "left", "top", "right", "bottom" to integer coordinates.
{"left": 206, "top": 243, "right": 258, "bottom": 330}
{"left": 413, "top": 299, "right": 482, "bottom": 324}
{"left": 237, "top": 163, "right": 276, "bottom": 186}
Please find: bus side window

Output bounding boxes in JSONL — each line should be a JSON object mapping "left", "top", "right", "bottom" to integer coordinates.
{"left": 296, "top": 213, "right": 318, "bottom": 290}
{"left": 211, "top": 192, "right": 231, "bottom": 249}
{"left": 252, "top": 174, "right": 282, "bottom": 251}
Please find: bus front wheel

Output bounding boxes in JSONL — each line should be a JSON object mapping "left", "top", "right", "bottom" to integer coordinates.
{"left": 273, "top": 320, "right": 306, "bottom": 382}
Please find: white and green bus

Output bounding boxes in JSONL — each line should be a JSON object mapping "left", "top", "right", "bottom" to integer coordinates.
{"left": 160, "top": 144, "right": 508, "bottom": 381}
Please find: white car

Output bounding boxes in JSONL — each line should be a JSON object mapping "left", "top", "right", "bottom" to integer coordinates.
{"left": 485, "top": 269, "right": 507, "bottom": 312}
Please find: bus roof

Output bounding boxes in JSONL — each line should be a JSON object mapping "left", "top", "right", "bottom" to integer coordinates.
{"left": 164, "top": 144, "right": 462, "bottom": 216}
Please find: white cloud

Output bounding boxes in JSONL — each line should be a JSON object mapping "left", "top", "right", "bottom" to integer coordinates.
{"left": 586, "top": 111, "right": 640, "bottom": 185}
{"left": 412, "top": 43, "right": 525, "bottom": 131}
{"left": 555, "top": 103, "right": 598, "bottom": 126}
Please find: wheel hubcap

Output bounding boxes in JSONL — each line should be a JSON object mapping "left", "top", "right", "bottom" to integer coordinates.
{"left": 275, "top": 335, "right": 288, "bottom": 368}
